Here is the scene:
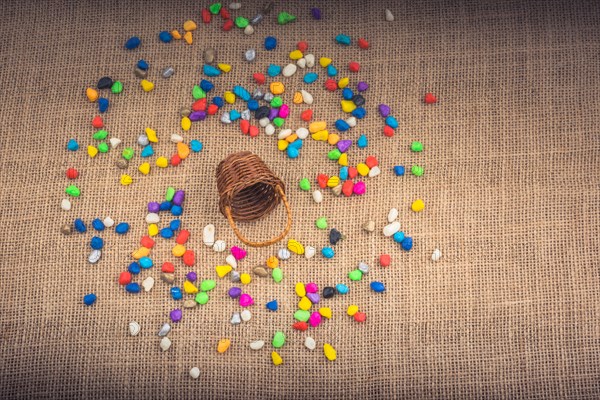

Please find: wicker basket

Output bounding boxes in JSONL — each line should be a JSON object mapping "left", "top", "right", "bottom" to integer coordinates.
{"left": 216, "top": 151, "right": 292, "bottom": 247}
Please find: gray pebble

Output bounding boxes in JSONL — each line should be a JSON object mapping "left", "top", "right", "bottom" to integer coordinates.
{"left": 262, "top": 1, "right": 274, "bottom": 14}
{"left": 204, "top": 48, "right": 216, "bottom": 64}
{"left": 180, "top": 107, "right": 191, "bottom": 117}
{"left": 60, "top": 224, "right": 72, "bottom": 235}
{"left": 115, "top": 159, "right": 128, "bottom": 169}
{"left": 250, "top": 14, "right": 263, "bottom": 25}
{"left": 162, "top": 66, "right": 174, "bottom": 78}
{"left": 358, "top": 262, "right": 369, "bottom": 274}
{"left": 134, "top": 67, "right": 147, "bottom": 79}
{"left": 157, "top": 323, "right": 171, "bottom": 337}
{"left": 221, "top": 111, "right": 231, "bottom": 124}
{"left": 241, "top": 109, "right": 251, "bottom": 120}
{"left": 230, "top": 312, "right": 241, "bottom": 325}
{"left": 138, "top": 134, "right": 149, "bottom": 146}
{"left": 252, "top": 89, "right": 264, "bottom": 100}
{"left": 245, "top": 49, "right": 256, "bottom": 62}
{"left": 230, "top": 270, "right": 240, "bottom": 283}
{"left": 263, "top": 92, "right": 274, "bottom": 102}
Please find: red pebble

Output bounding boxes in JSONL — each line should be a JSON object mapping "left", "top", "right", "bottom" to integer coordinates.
{"left": 317, "top": 174, "right": 329, "bottom": 189}
{"left": 300, "top": 109, "right": 313, "bottom": 122}
{"left": 240, "top": 120, "right": 250, "bottom": 135}
{"left": 223, "top": 19, "right": 233, "bottom": 31}
{"left": 118, "top": 271, "right": 132, "bottom": 285}
{"left": 253, "top": 73, "right": 266, "bottom": 84}
{"left": 66, "top": 168, "right": 79, "bottom": 179}
{"left": 220, "top": 7, "right": 230, "bottom": 19}
{"left": 207, "top": 104, "right": 219, "bottom": 115}
{"left": 162, "top": 262, "right": 175, "bottom": 273}
{"left": 140, "top": 236, "right": 155, "bottom": 248}
{"left": 201, "top": 8, "right": 211, "bottom": 23}
{"left": 358, "top": 38, "right": 369, "bottom": 49}
{"left": 249, "top": 125, "right": 259, "bottom": 137}
{"left": 192, "top": 98, "right": 207, "bottom": 111}
{"left": 176, "top": 229, "right": 190, "bottom": 244}
{"left": 183, "top": 250, "right": 195, "bottom": 266}
{"left": 297, "top": 41, "right": 308, "bottom": 52}
{"left": 424, "top": 92, "right": 437, "bottom": 104}
{"left": 342, "top": 180, "right": 354, "bottom": 197}
{"left": 379, "top": 254, "right": 391, "bottom": 267}
{"left": 354, "top": 312, "right": 367, "bottom": 322}
{"left": 348, "top": 166, "right": 358, "bottom": 179}
{"left": 348, "top": 62, "right": 360, "bottom": 73}
{"left": 324, "top": 78, "right": 338, "bottom": 91}
{"left": 91, "top": 115, "right": 104, "bottom": 128}
{"left": 365, "top": 156, "right": 379, "bottom": 168}
{"left": 383, "top": 125, "right": 395, "bottom": 137}
{"left": 170, "top": 154, "right": 181, "bottom": 166}
{"left": 292, "top": 321, "right": 309, "bottom": 331}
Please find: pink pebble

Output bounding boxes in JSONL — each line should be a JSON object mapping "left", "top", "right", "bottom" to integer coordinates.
{"left": 309, "top": 311, "right": 322, "bottom": 327}
{"left": 279, "top": 104, "right": 290, "bottom": 118}
{"left": 239, "top": 293, "right": 254, "bottom": 307}
{"left": 231, "top": 246, "right": 247, "bottom": 260}
{"left": 353, "top": 181, "right": 366, "bottom": 195}
{"left": 305, "top": 282, "right": 318, "bottom": 293}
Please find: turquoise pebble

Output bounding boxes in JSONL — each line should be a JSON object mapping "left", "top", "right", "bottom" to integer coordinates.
{"left": 335, "top": 34, "right": 351, "bottom": 45}
{"left": 370, "top": 281, "right": 385, "bottom": 293}
{"left": 125, "top": 283, "right": 141, "bottom": 293}
{"left": 190, "top": 140, "right": 203, "bottom": 152}
{"left": 339, "top": 166, "right": 348, "bottom": 180}
{"left": 326, "top": 64, "right": 338, "bottom": 77}
{"left": 83, "top": 293, "right": 97, "bottom": 306}
{"left": 203, "top": 64, "right": 221, "bottom": 77}
{"left": 139, "top": 257, "right": 153, "bottom": 269}
{"left": 233, "top": 85, "right": 251, "bottom": 101}
{"left": 286, "top": 146, "right": 299, "bottom": 159}
{"left": 288, "top": 139, "right": 303, "bottom": 150}
{"left": 393, "top": 231, "right": 405, "bottom": 243}
{"left": 266, "top": 300, "right": 278, "bottom": 311}
{"left": 267, "top": 64, "right": 281, "bottom": 77}
{"left": 304, "top": 72, "right": 318, "bottom": 83}
{"left": 170, "top": 287, "right": 183, "bottom": 300}
{"left": 67, "top": 139, "right": 79, "bottom": 151}
{"left": 115, "top": 222, "right": 129, "bottom": 234}
{"left": 335, "top": 283, "right": 349, "bottom": 294}
{"left": 385, "top": 115, "right": 398, "bottom": 129}
{"left": 141, "top": 145, "right": 154, "bottom": 157}
{"left": 229, "top": 110, "right": 241, "bottom": 121}
{"left": 322, "top": 247, "right": 335, "bottom": 259}
{"left": 357, "top": 134, "right": 368, "bottom": 148}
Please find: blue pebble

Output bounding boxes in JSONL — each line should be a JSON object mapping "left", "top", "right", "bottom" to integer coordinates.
{"left": 171, "top": 205, "right": 183, "bottom": 216}
{"left": 393, "top": 165, "right": 405, "bottom": 176}
{"left": 200, "top": 79, "right": 214, "bottom": 92}
{"left": 392, "top": 231, "right": 405, "bottom": 244}
{"left": 67, "top": 139, "right": 79, "bottom": 151}
{"left": 92, "top": 218, "right": 105, "bottom": 231}
{"left": 288, "top": 139, "right": 303, "bottom": 150}
{"left": 286, "top": 146, "right": 299, "bottom": 159}
{"left": 159, "top": 201, "right": 172, "bottom": 211}
{"left": 160, "top": 227, "right": 174, "bottom": 239}
{"left": 90, "top": 236, "right": 104, "bottom": 250}
{"left": 339, "top": 166, "right": 349, "bottom": 180}
{"left": 352, "top": 107, "right": 366, "bottom": 119}
{"left": 342, "top": 88, "right": 354, "bottom": 100}
{"left": 115, "top": 222, "right": 130, "bottom": 234}
{"left": 74, "top": 218, "right": 87, "bottom": 233}
{"left": 139, "top": 257, "right": 153, "bottom": 269}
{"left": 304, "top": 72, "right": 318, "bottom": 84}
{"left": 98, "top": 98, "right": 109, "bottom": 113}
{"left": 326, "top": 64, "right": 338, "bottom": 77}
{"left": 335, "top": 119, "right": 350, "bottom": 131}
{"left": 125, "top": 36, "right": 141, "bottom": 50}
{"left": 212, "top": 96, "right": 224, "bottom": 107}
{"left": 357, "top": 134, "right": 368, "bottom": 148}
{"left": 203, "top": 64, "right": 221, "bottom": 77}
{"left": 190, "top": 140, "right": 203, "bottom": 152}
{"left": 385, "top": 115, "right": 398, "bottom": 129}
{"left": 83, "top": 293, "right": 97, "bottom": 306}
{"left": 335, "top": 34, "right": 351, "bottom": 45}
{"left": 169, "top": 219, "right": 181, "bottom": 231}
{"left": 233, "top": 85, "right": 251, "bottom": 101}
{"left": 128, "top": 262, "right": 141, "bottom": 275}
{"left": 137, "top": 59, "right": 149, "bottom": 70}
{"left": 125, "top": 283, "right": 141, "bottom": 293}
{"left": 229, "top": 109, "right": 241, "bottom": 121}
{"left": 322, "top": 247, "right": 335, "bottom": 259}
{"left": 370, "top": 281, "right": 386, "bottom": 293}
{"left": 158, "top": 31, "right": 172, "bottom": 43}
{"left": 266, "top": 300, "right": 278, "bottom": 311}
{"left": 248, "top": 99, "right": 259, "bottom": 110}
{"left": 401, "top": 237, "right": 413, "bottom": 251}
{"left": 170, "top": 287, "right": 183, "bottom": 300}
{"left": 335, "top": 283, "right": 349, "bottom": 294}
{"left": 141, "top": 145, "right": 154, "bottom": 157}
{"left": 267, "top": 64, "right": 281, "bottom": 77}
{"left": 264, "top": 36, "right": 277, "bottom": 50}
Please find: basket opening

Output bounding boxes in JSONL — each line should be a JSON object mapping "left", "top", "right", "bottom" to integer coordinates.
{"left": 230, "top": 182, "right": 278, "bottom": 220}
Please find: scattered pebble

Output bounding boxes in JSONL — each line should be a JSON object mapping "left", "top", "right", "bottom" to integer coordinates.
{"left": 129, "top": 321, "right": 140, "bottom": 336}
{"left": 190, "top": 367, "right": 200, "bottom": 379}
{"left": 432, "top": 248, "right": 442, "bottom": 262}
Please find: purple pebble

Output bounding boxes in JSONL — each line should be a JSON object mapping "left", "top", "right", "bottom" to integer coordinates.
{"left": 148, "top": 202, "right": 160, "bottom": 213}
{"left": 357, "top": 81, "right": 369, "bottom": 92}
{"left": 306, "top": 292, "right": 320, "bottom": 304}
{"left": 228, "top": 287, "right": 242, "bottom": 298}
{"left": 337, "top": 139, "right": 352, "bottom": 153}
{"left": 186, "top": 271, "right": 197, "bottom": 282}
{"left": 189, "top": 111, "right": 207, "bottom": 121}
{"left": 170, "top": 308, "right": 182, "bottom": 322}
{"left": 378, "top": 104, "right": 390, "bottom": 117}
{"left": 268, "top": 107, "right": 279, "bottom": 120}
{"left": 173, "top": 190, "right": 185, "bottom": 206}
{"left": 311, "top": 7, "right": 321, "bottom": 20}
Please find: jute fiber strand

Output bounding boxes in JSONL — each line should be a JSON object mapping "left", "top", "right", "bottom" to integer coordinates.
{"left": 0, "top": 0, "right": 599, "bottom": 398}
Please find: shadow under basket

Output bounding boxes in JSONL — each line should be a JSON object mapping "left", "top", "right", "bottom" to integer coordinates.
{"left": 216, "top": 151, "right": 292, "bottom": 247}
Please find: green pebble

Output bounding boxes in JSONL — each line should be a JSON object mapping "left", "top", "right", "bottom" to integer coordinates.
{"left": 294, "top": 309, "right": 310, "bottom": 322}
{"left": 165, "top": 187, "right": 175, "bottom": 201}
{"left": 200, "top": 279, "right": 216, "bottom": 292}
{"left": 411, "top": 141, "right": 423, "bottom": 152}
{"left": 277, "top": 11, "right": 296, "bottom": 25}
{"left": 65, "top": 185, "right": 80, "bottom": 197}
{"left": 272, "top": 267, "right": 283, "bottom": 283}
{"left": 192, "top": 85, "right": 206, "bottom": 100}
{"left": 273, "top": 117, "right": 284, "bottom": 128}
{"left": 92, "top": 130, "right": 108, "bottom": 140}
{"left": 195, "top": 292, "right": 209, "bottom": 305}
{"left": 315, "top": 217, "right": 328, "bottom": 230}
{"left": 348, "top": 269, "right": 363, "bottom": 281}
{"left": 272, "top": 331, "right": 286, "bottom": 348}
{"left": 411, "top": 165, "right": 424, "bottom": 176}
{"left": 111, "top": 81, "right": 123, "bottom": 94}
{"left": 97, "top": 142, "right": 109, "bottom": 153}
{"left": 270, "top": 97, "right": 283, "bottom": 108}
{"left": 235, "top": 16, "right": 249, "bottom": 28}
{"left": 299, "top": 178, "right": 311, "bottom": 191}
{"left": 122, "top": 147, "right": 134, "bottom": 160}
{"left": 208, "top": 2, "right": 222, "bottom": 14}
{"left": 328, "top": 149, "right": 342, "bottom": 160}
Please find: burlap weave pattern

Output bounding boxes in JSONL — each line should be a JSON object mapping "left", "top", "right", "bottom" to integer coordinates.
{"left": 1, "top": 0, "right": 599, "bottom": 398}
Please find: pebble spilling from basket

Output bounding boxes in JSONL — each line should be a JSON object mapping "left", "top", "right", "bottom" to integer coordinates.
{"left": 64, "top": 2, "right": 442, "bottom": 373}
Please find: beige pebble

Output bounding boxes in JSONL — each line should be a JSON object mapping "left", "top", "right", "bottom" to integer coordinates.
{"left": 184, "top": 299, "right": 197, "bottom": 308}
{"left": 383, "top": 221, "right": 400, "bottom": 237}
{"left": 171, "top": 134, "right": 184, "bottom": 143}
{"left": 253, "top": 266, "right": 269, "bottom": 277}
{"left": 229, "top": 2, "right": 242, "bottom": 10}
{"left": 240, "top": 309, "right": 252, "bottom": 322}
{"left": 61, "top": 198, "right": 71, "bottom": 211}
{"left": 204, "top": 48, "right": 216, "bottom": 64}
{"left": 115, "top": 159, "right": 128, "bottom": 169}
{"left": 249, "top": 340, "right": 265, "bottom": 350}
{"left": 213, "top": 240, "right": 226, "bottom": 252}
{"left": 142, "top": 276, "right": 155, "bottom": 292}
{"left": 368, "top": 166, "right": 381, "bottom": 177}
{"left": 109, "top": 137, "right": 121, "bottom": 148}
{"left": 296, "top": 58, "right": 306, "bottom": 68}
{"left": 190, "top": 367, "right": 200, "bottom": 379}
{"left": 129, "top": 321, "right": 140, "bottom": 336}
{"left": 300, "top": 90, "right": 313, "bottom": 105}
{"left": 244, "top": 25, "right": 254, "bottom": 35}
{"left": 226, "top": 254, "right": 237, "bottom": 268}
{"left": 305, "top": 54, "right": 315, "bottom": 67}
{"left": 331, "top": 184, "right": 342, "bottom": 196}
{"left": 145, "top": 213, "right": 160, "bottom": 224}
{"left": 362, "top": 220, "right": 375, "bottom": 232}
{"left": 60, "top": 224, "right": 72, "bottom": 235}
{"left": 259, "top": 117, "right": 270, "bottom": 127}
{"left": 296, "top": 127, "right": 309, "bottom": 139}
{"left": 161, "top": 273, "right": 175, "bottom": 284}
{"left": 282, "top": 63, "right": 297, "bottom": 77}
{"left": 385, "top": 9, "right": 394, "bottom": 21}
{"left": 312, "top": 190, "right": 323, "bottom": 203}
{"left": 203, "top": 224, "right": 215, "bottom": 246}
{"left": 278, "top": 129, "right": 293, "bottom": 140}
{"left": 304, "top": 246, "right": 316, "bottom": 259}
{"left": 387, "top": 208, "right": 398, "bottom": 222}
{"left": 160, "top": 337, "right": 172, "bottom": 351}
{"left": 265, "top": 124, "right": 275, "bottom": 135}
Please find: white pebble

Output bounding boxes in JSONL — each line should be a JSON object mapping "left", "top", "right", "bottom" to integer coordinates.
{"left": 263, "top": 93, "right": 274, "bottom": 102}
{"left": 300, "top": 89, "right": 313, "bottom": 105}
{"left": 190, "top": 367, "right": 200, "bottom": 379}
{"left": 296, "top": 58, "right": 306, "bottom": 68}
{"left": 249, "top": 340, "right": 265, "bottom": 350}
{"left": 305, "top": 54, "right": 315, "bottom": 68}
{"left": 138, "top": 136, "right": 148, "bottom": 147}
{"left": 213, "top": 240, "right": 226, "bottom": 252}
{"left": 226, "top": 254, "right": 237, "bottom": 269}
{"left": 241, "top": 109, "right": 250, "bottom": 120}
{"left": 88, "top": 250, "right": 101, "bottom": 264}
{"left": 221, "top": 111, "right": 231, "bottom": 124}
{"left": 160, "top": 337, "right": 172, "bottom": 351}
{"left": 304, "top": 336, "right": 316, "bottom": 350}
{"left": 368, "top": 166, "right": 381, "bottom": 178}
{"left": 278, "top": 248, "right": 291, "bottom": 260}
{"left": 383, "top": 221, "right": 400, "bottom": 237}
{"left": 142, "top": 276, "right": 155, "bottom": 292}
{"left": 157, "top": 323, "right": 171, "bottom": 337}
{"left": 387, "top": 208, "right": 398, "bottom": 222}
{"left": 103, "top": 217, "right": 115, "bottom": 227}
{"left": 61, "top": 198, "right": 71, "bottom": 211}
{"left": 203, "top": 224, "right": 215, "bottom": 246}
{"left": 244, "top": 25, "right": 254, "bottom": 35}
{"left": 129, "top": 321, "right": 140, "bottom": 336}
{"left": 259, "top": 117, "right": 270, "bottom": 127}
{"left": 346, "top": 116, "right": 357, "bottom": 127}
{"left": 265, "top": 124, "right": 275, "bottom": 135}
{"left": 240, "top": 309, "right": 252, "bottom": 322}
{"left": 171, "top": 134, "right": 183, "bottom": 143}
{"left": 296, "top": 127, "right": 309, "bottom": 139}
{"left": 244, "top": 48, "right": 256, "bottom": 62}
{"left": 278, "top": 129, "right": 292, "bottom": 140}
{"left": 358, "top": 262, "right": 369, "bottom": 274}
{"left": 304, "top": 246, "right": 316, "bottom": 259}
{"left": 229, "top": 2, "right": 241, "bottom": 9}
{"left": 385, "top": 9, "right": 394, "bottom": 21}
{"left": 230, "top": 312, "right": 241, "bottom": 325}
{"left": 145, "top": 213, "right": 160, "bottom": 224}
{"left": 432, "top": 249, "right": 442, "bottom": 262}
{"left": 282, "top": 63, "right": 297, "bottom": 77}
{"left": 312, "top": 190, "right": 323, "bottom": 203}
{"left": 109, "top": 137, "right": 121, "bottom": 148}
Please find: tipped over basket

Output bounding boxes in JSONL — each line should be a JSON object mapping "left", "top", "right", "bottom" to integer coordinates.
{"left": 216, "top": 151, "right": 292, "bottom": 247}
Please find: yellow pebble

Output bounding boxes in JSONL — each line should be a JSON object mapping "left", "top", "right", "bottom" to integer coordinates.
{"left": 298, "top": 296, "right": 312, "bottom": 311}
{"left": 218, "top": 63, "right": 231, "bottom": 73}
{"left": 277, "top": 140, "right": 289, "bottom": 151}
{"left": 319, "top": 307, "right": 332, "bottom": 319}
{"left": 172, "top": 244, "right": 186, "bottom": 257}
{"left": 156, "top": 156, "right": 168, "bottom": 168}
{"left": 323, "top": 344, "right": 337, "bottom": 361}
{"left": 347, "top": 305, "right": 359, "bottom": 316}
{"left": 183, "top": 280, "right": 198, "bottom": 294}
{"left": 120, "top": 174, "right": 133, "bottom": 186}
{"left": 183, "top": 31, "right": 193, "bottom": 44}
{"left": 357, "top": 163, "right": 370, "bottom": 176}
{"left": 338, "top": 153, "right": 348, "bottom": 166}
{"left": 148, "top": 223, "right": 158, "bottom": 237}
{"left": 240, "top": 273, "right": 252, "bottom": 285}
{"left": 177, "top": 142, "right": 190, "bottom": 159}
{"left": 145, "top": 127, "right": 158, "bottom": 143}
{"left": 181, "top": 116, "right": 191, "bottom": 131}
{"left": 295, "top": 282, "right": 306, "bottom": 297}
{"left": 271, "top": 351, "right": 283, "bottom": 366}
{"left": 183, "top": 20, "right": 197, "bottom": 31}
{"left": 327, "top": 176, "right": 340, "bottom": 188}
{"left": 217, "top": 338, "right": 231, "bottom": 353}
{"left": 138, "top": 162, "right": 150, "bottom": 175}
{"left": 289, "top": 50, "right": 303, "bottom": 60}
{"left": 288, "top": 239, "right": 305, "bottom": 255}
{"left": 266, "top": 256, "right": 279, "bottom": 269}
{"left": 215, "top": 265, "right": 233, "bottom": 278}
{"left": 338, "top": 77, "right": 350, "bottom": 89}
{"left": 309, "top": 121, "right": 327, "bottom": 133}
{"left": 87, "top": 145, "right": 98, "bottom": 158}
{"left": 340, "top": 100, "right": 357, "bottom": 113}
{"left": 327, "top": 133, "right": 340, "bottom": 145}
{"left": 319, "top": 57, "right": 332, "bottom": 67}
{"left": 311, "top": 130, "right": 329, "bottom": 141}
{"left": 86, "top": 88, "right": 99, "bottom": 102}
{"left": 411, "top": 199, "right": 425, "bottom": 212}
{"left": 140, "top": 80, "right": 154, "bottom": 92}
{"left": 293, "top": 92, "right": 303, "bottom": 104}
{"left": 131, "top": 247, "right": 150, "bottom": 259}
{"left": 224, "top": 91, "right": 236, "bottom": 104}
{"left": 270, "top": 82, "right": 285, "bottom": 95}
{"left": 171, "top": 29, "right": 182, "bottom": 39}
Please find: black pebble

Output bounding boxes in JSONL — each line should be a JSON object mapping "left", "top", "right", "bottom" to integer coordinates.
{"left": 97, "top": 76, "right": 113, "bottom": 89}
{"left": 352, "top": 95, "right": 365, "bottom": 107}
{"left": 329, "top": 228, "right": 343, "bottom": 245}
{"left": 322, "top": 287, "right": 335, "bottom": 299}
{"left": 255, "top": 106, "right": 270, "bottom": 119}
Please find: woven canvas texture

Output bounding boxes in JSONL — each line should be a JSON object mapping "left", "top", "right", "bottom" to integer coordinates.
{"left": 1, "top": 0, "right": 599, "bottom": 398}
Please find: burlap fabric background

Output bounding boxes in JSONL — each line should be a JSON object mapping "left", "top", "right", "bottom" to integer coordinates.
{"left": 1, "top": 0, "right": 599, "bottom": 398}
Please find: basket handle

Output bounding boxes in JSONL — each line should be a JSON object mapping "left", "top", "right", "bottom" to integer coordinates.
{"left": 225, "top": 185, "right": 292, "bottom": 247}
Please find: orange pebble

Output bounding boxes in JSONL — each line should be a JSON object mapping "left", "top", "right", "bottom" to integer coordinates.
{"left": 183, "top": 31, "right": 193, "bottom": 44}
{"left": 86, "top": 88, "right": 99, "bottom": 102}
{"left": 327, "top": 133, "right": 340, "bottom": 145}
{"left": 177, "top": 142, "right": 190, "bottom": 159}
{"left": 171, "top": 30, "right": 182, "bottom": 39}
